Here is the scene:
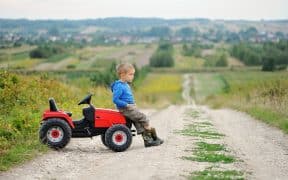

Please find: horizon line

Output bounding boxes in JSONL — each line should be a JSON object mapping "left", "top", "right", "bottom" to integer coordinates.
{"left": 0, "top": 16, "right": 288, "bottom": 22}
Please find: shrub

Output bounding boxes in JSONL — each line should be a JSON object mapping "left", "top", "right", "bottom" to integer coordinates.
{"left": 262, "top": 57, "right": 275, "bottom": 71}
{"left": 29, "top": 44, "right": 66, "bottom": 59}
{"left": 204, "top": 52, "right": 228, "bottom": 67}
{"left": 149, "top": 42, "right": 174, "bottom": 67}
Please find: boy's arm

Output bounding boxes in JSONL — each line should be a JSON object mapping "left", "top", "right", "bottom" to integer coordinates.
{"left": 112, "top": 85, "right": 128, "bottom": 108}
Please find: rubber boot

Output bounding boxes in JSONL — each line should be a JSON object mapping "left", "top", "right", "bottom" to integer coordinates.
{"left": 150, "top": 127, "right": 164, "bottom": 145}
{"left": 142, "top": 130, "right": 160, "bottom": 148}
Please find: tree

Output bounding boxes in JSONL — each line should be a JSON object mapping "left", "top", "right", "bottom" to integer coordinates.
{"left": 181, "top": 42, "right": 201, "bottom": 57}
{"left": 216, "top": 53, "right": 228, "bottom": 67}
{"left": 29, "top": 44, "right": 66, "bottom": 59}
{"left": 149, "top": 42, "right": 174, "bottom": 67}
{"left": 149, "top": 50, "right": 174, "bottom": 67}
{"left": 262, "top": 57, "right": 275, "bottom": 71}
{"left": 147, "top": 26, "right": 171, "bottom": 38}
{"left": 177, "top": 27, "right": 197, "bottom": 39}
{"left": 48, "top": 27, "right": 60, "bottom": 36}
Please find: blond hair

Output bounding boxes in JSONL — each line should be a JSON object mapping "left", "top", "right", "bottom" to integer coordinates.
{"left": 116, "top": 63, "right": 135, "bottom": 77}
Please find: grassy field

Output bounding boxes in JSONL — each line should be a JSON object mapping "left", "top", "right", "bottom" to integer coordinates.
{"left": 75, "top": 44, "right": 156, "bottom": 70}
{"left": 191, "top": 71, "right": 288, "bottom": 134}
{"left": 0, "top": 44, "right": 156, "bottom": 71}
{"left": 0, "top": 71, "right": 81, "bottom": 171}
{"left": 135, "top": 73, "right": 183, "bottom": 108}
{"left": 174, "top": 44, "right": 205, "bottom": 70}
{"left": 0, "top": 45, "right": 41, "bottom": 69}
{"left": 0, "top": 70, "right": 116, "bottom": 171}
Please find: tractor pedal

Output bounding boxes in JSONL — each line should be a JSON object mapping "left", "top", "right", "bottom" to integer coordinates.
{"left": 84, "top": 127, "right": 92, "bottom": 136}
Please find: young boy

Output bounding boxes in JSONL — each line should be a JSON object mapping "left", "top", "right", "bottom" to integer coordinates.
{"left": 111, "top": 63, "right": 164, "bottom": 147}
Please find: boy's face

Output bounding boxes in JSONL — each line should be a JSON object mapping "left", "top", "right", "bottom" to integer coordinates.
{"left": 121, "top": 68, "right": 135, "bottom": 83}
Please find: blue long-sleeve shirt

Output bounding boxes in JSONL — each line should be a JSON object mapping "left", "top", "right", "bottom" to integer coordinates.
{"left": 111, "top": 80, "right": 135, "bottom": 109}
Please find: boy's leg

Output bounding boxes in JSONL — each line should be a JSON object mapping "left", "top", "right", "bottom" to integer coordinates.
{"left": 150, "top": 127, "right": 164, "bottom": 144}
{"left": 120, "top": 106, "right": 163, "bottom": 147}
{"left": 120, "top": 107, "right": 149, "bottom": 134}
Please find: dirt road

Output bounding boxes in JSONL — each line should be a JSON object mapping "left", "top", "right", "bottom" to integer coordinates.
{"left": 0, "top": 105, "right": 193, "bottom": 180}
{"left": 1, "top": 74, "right": 288, "bottom": 180}
{"left": 205, "top": 107, "right": 288, "bottom": 179}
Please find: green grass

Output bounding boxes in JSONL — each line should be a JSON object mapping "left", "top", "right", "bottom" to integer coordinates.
{"left": 189, "top": 168, "right": 244, "bottom": 180}
{"left": 183, "top": 141, "right": 234, "bottom": 164}
{"left": 181, "top": 108, "right": 243, "bottom": 178}
{"left": 179, "top": 124, "right": 224, "bottom": 139}
{"left": 135, "top": 73, "right": 183, "bottom": 108}
{"left": 247, "top": 107, "right": 288, "bottom": 134}
{"left": 192, "top": 73, "right": 226, "bottom": 103}
{"left": 180, "top": 111, "right": 220, "bottom": 140}
{"left": 46, "top": 53, "right": 70, "bottom": 62}
{"left": 6, "top": 58, "right": 42, "bottom": 69}
{"left": 0, "top": 45, "right": 36, "bottom": 54}
{"left": 187, "top": 110, "right": 201, "bottom": 118}
{"left": 11, "top": 51, "right": 29, "bottom": 60}
{"left": 174, "top": 44, "right": 205, "bottom": 70}
{"left": 194, "top": 142, "right": 226, "bottom": 152}
{"left": 0, "top": 138, "right": 48, "bottom": 171}
{"left": 183, "top": 152, "right": 235, "bottom": 163}
{"left": 192, "top": 71, "right": 288, "bottom": 134}
{"left": 0, "top": 46, "right": 36, "bottom": 64}
{"left": 91, "top": 58, "right": 115, "bottom": 69}
{"left": 189, "top": 122, "right": 213, "bottom": 128}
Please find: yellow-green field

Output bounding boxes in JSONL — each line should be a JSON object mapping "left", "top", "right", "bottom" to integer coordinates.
{"left": 135, "top": 73, "right": 183, "bottom": 108}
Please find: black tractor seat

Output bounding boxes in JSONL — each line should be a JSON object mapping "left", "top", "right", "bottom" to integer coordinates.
{"left": 49, "top": 98, "right": 59, "bottom": 111}
{"left": 49, "top": 98, "right": 72, "bottom": 117}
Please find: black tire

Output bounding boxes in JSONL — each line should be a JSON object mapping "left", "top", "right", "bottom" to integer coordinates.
{"left": 100, "top": 134, "right": 108, "bottom": 147}
{"left": 39, "top": 118, "right": 72, "bottom": 149}
{"left": 105, "top": 124, "right": 132, "bottom": 152}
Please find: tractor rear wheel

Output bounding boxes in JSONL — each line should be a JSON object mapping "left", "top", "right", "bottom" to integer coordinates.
{"left": 105, "top": 124, "right": 132, "bottom": 152}
{"left": 39, "top": 118, "right": 72, "bottom": 149}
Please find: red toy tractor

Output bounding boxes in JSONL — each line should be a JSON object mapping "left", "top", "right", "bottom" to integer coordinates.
{"left": 39, "top": 94, "right": 135, "bottom": 152}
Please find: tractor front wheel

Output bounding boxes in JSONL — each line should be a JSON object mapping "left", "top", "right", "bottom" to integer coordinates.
{"left": 39, "top": 118, "right": 72, "bottom": 149}
{"left": 105, "top": 124, "right": 132, "bottom": 152}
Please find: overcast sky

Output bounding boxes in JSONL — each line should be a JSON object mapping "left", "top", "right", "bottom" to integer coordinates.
{"left": 0, "top": 0, "right": 287, "bottom": 20}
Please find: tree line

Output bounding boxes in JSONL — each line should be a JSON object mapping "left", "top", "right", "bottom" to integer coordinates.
{"left": 231, "top": 40, "right": 288, "bottom": 71}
